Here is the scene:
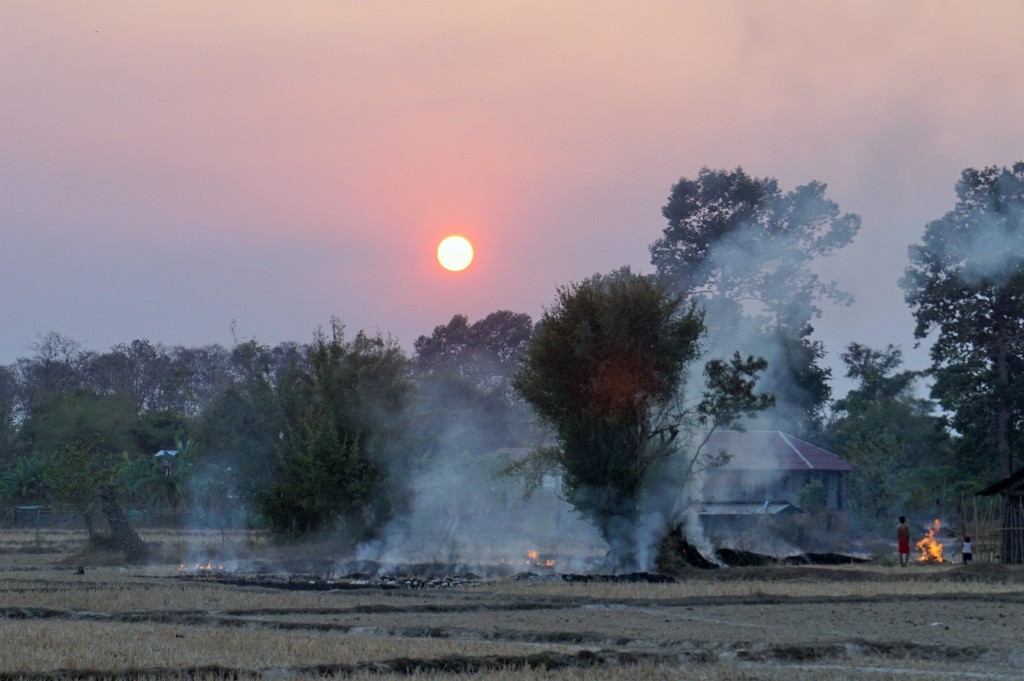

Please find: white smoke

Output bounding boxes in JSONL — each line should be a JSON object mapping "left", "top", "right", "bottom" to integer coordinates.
{"left": 952, "top": 207, "right": 1024, "bottom": 285}
{"left": 646, "top": 179, "right": 860, "bottom": 560}
{"left": 355, "top": 431, "right": 605, "bottom": 574}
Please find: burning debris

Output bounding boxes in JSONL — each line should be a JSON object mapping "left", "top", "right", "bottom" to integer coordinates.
{"left": 176, "top": 556, "right": 253, "bottom": 575}
{"left": 174, "top": 571, "right": 481, "bottom": 590}
{"left": 526, "top": 550, "right": 555, "bottom": 569}
{"left": 917, "top": 519, "right": 945, "bottom": 563}
{"left": 177, "top": 560, "right": 230, "bottom": 574}
{"left": 171, "top": 558, "right": 489, "bottom": 590}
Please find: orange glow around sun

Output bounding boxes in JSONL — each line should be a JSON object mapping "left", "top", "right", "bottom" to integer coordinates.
{"left": 437, "top": 235, "right": 474, "bottom": 272}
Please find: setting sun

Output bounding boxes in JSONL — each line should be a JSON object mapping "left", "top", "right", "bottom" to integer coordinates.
{"left": 437, "top": 235, "right": 474, "bottom": 272}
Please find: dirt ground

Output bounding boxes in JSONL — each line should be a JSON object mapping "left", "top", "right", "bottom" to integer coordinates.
{"left": 2, "top": 531, "right": 1024, "bottom": 680}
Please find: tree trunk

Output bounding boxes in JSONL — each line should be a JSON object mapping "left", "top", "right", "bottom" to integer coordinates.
{"left": 994, "top": 330, "right": 1022, "bottom": 564}
{"left": 83, "top": 509, "right": 96, "bottom": 546}
{"left": 98, "top": 485, "right": 148, "bottom": 561}
{"left": 996, "top": 331, "right": 1011, "bottom": 478}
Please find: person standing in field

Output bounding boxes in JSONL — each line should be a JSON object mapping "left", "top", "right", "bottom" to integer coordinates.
{"left": 897, "top": 516, "right": 911, "bottom": 566}
{"left": 962, "top": 536, "right": 973, "bottom": 563}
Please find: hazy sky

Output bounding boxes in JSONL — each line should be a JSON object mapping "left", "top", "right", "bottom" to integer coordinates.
{"left": 3, "top": 2, "right": 1023, "bottom": 395}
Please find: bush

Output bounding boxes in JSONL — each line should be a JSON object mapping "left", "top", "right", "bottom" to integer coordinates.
{"left": 799, "top": 479, "right": 827, "bottom": 514}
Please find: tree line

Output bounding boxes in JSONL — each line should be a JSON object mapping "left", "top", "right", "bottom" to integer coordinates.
{"left": 0, "top": 313, "right": 536, "bottom": 545}
{"left": 1, "top": 163, "right": 1021, "bottom": 564}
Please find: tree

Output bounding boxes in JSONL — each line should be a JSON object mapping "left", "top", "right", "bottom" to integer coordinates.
{"left": 0, "top": 364, "right": 20, "bottom": 466}
{"left": 513, "top": 269, "right": 771, "bottom": 569}
{"left": 758, "top": 328, "right": 832, "bottom": 435}
{"left": 799, "top": 478, "right": 827, "bottom": 514}
{"left": 651, "top": 167, "right": 860, "bottom": 324}
{"left": 414, "top": 310, "right": 532, "bottom": 393}
{"left": 162, "top": 344, "right": 234, "bottom": 419}
{"left": 649, "top": 167, "right": 860, "bottom": 435}
{"left": 823, "top": 343, "right": 955, "bottom": 524}
{"left": 42, "top": 444, "right": 148, "bottom": 558}
{"left": 87, "top": 340, "right": 173, "bottom": 413}
{"left": 43, "top": 444, "right": 109, "bottom": 540}
{"left": 257, "top": 322, "right": 413, "bottom": 538}
{"left": 311, "top": 327, "right": 413, "bottom": 535}
{"left": 16, "top": 332, "right": 91, "bottom": 415}
{"left": 195, "top": 340, "right": 288, "bottom": 511}
{"left": 0, "top": 454, "right": 49, "bottom": 505}
{"left": 16, "top": 386, "right": 158, "bottom": 546}
{"left": 114, "top": 444, "right": 194, "bottom": 514}
{"left": 901, "top": 163, "right": 1024, "bottom": 482}
{"left": 20, "top": 390, "right": 140, "bottom": 460}
{"left": 131, "top": 409, "right": 190, "bottom": 459}
{"left": 412, "top": 311, "right": 535, "bottom": 461}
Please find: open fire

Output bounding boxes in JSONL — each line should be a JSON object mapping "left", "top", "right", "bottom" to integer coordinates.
{"left": 526, "top": 550, "right": 555, "bottom": 569}
{"left": 916, "top": 519, "right": 944, "bottom": 563}
{"left": 177, "top": 560, "right": 228, "bottom": 574}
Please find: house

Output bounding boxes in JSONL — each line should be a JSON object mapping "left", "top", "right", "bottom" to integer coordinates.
{"left": 423, "top": 432, "right": 854, "bottom": 561}
{"left": 700, "top": 430, "right": 854, "bottom": 515}
{"left": 497, "top": 432, "right": 854, "bottom": 529}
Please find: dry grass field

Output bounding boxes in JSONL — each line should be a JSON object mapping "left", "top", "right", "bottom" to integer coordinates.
{"left": 2, "top": 528, "right": 1024, "bottom": 680}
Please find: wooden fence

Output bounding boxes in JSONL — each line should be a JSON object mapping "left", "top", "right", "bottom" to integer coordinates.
{"left": 959, "top": 495, "right": 1024, "bottom": 563}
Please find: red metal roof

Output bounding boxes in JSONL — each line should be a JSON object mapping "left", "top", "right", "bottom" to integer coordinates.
{"left": 705, "top": 430, "right": 854, "bottom": 472}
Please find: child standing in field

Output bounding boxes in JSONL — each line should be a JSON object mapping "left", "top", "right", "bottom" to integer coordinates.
{"left": 897, "top": 516, "right": 911, "bottom": 567}
{"left": 962, "top": 536, "right": 973, "bottom": 564}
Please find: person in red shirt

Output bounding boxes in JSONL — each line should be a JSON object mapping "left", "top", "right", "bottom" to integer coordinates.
{"left": 897, "top": 516, "right": 911, "bottom": 567}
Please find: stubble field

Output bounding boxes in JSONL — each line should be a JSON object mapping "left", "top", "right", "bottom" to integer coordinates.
{"left": 2, "top": 528, "right": 1023, "bottom": 680}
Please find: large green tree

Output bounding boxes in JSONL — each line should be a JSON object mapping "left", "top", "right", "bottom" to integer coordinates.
{"left": 196, "top": 340, "right": 289, "bottom": 511}
{"left": 901, "top": 163, "right": 1024, "bottom": 482}
{"left": 15, "top": 388, "right": 159, "bottom": 542}
{"left": 649, "top": 167, "right": 860, "bottom": 435}
{"left": 513, "top": 269, "right": 771, "bottom": 569}
{"left": 20, "top": 389, "right": 140, "bottom": 460}
{"left": 261, "top": 323, "right": 413, "bottom": 538}
{"left": 43, "top": 443, "right": 109, "bottom": 539}
{"left": 824, "top": 343, "right": 954, "bottom": 524}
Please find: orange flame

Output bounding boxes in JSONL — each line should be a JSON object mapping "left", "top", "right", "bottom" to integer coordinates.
{"left": 177, "top": 560, "right": 225, "bottom": 573}
{"left": 526, "top": 550, "right": 555, "bottom": 568}
{"left": 916, "top": 519, "right": 944, "bottom": 563}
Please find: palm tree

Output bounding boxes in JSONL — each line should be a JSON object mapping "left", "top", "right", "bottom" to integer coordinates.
{"left": 0, "top": 455, "right": 50, "bottom": 505}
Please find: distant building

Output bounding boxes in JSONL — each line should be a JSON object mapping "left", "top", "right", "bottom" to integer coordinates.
{"left": 471, "top": 431, "right": 854, "bottom": 558}
{"left": 154, "top": 449, "right": 178, "bottom": 476}
{"left": 699, "top": 430, "right": 854, "bottom": 523}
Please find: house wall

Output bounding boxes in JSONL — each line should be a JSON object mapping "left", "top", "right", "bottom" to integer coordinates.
{"left": 704, "top": 469, "right": 847, "bottom": 511}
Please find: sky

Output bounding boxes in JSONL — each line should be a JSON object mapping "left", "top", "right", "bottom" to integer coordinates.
{"left": 2, "top": 1, "right": 1023, "bottom": 397}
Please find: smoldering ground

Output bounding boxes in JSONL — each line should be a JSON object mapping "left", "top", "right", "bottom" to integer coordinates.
{"left": 6, "top": 533, "right": 1024, "bottom": 681}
